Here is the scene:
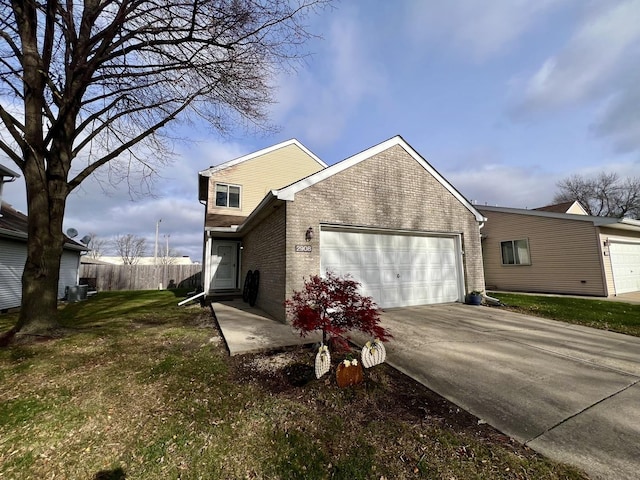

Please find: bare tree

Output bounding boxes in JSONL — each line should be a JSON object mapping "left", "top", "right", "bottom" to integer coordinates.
{"left": 554, "top": 172, "right": 640, "bottom": 218}
{"left": 158, "top": 243, "right": 180, "bottom": 265}
{"left": 0, "top": 0, "right": 328, "bottom": 336}
{"left": 113, "top": 234, "right": 146, "bottom": 265}
{"left": 86, "top": 233, "right": 107, "bottom": 259}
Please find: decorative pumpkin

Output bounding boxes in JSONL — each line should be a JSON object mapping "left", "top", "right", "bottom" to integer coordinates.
{"left": 361, "top": 339, "right": 386, "bottom": 368}
{"left": 314, "top": 344, "right": 331, "bottom": 379}
{"left": 336, "top": 359, "right": 363, "bottom": 388}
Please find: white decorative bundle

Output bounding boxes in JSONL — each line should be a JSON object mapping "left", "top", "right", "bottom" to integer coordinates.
{"left": 361, "top": 339, "right": 386, "bottom": 368}
{"left": 314, "top": 344, "right": 331, "bottom": 379}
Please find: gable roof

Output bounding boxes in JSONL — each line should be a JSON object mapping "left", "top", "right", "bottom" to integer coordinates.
{"left": 479, "top": 205, "right": 640, "bottom": 233}
{"left": 198, "top": 139, "right": 327, "bottom": 177}
{"left": 197, "top": 139, "right": 327, "bottom": 203}
{"left": 275, "top": 135, "right": 485, "bottom": 222}
{"left": 533, "top": 200, "right": 588, "bottom": 215}
{"left": 0, "top": 202, "right": 87, "bottom": 250}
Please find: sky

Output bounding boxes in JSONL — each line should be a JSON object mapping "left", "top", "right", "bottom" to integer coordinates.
{"left": 2, "top": 0, "right": 640, "bottom": 262}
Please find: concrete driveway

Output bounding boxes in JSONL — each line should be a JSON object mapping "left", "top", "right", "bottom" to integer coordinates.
{"left": 378, "top": 304, "right": 640, "bottom": 480}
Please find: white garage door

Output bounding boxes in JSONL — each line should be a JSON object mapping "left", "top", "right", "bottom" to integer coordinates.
{"left": 320, "top": 229, "right": 463, "bottom": 308}
{"left": 610, "top": 241, "right": 640, "bottom": 294}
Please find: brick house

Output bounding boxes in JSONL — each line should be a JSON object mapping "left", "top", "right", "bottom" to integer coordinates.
{"left": 198, "top": 136, "right": 486, "bottom": 322}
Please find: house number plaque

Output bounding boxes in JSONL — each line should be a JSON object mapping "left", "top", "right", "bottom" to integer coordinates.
{"left": 295, "top": 245, "right": 312, "bottom": 253}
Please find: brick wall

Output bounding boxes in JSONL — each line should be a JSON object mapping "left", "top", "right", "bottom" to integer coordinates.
{"left": 285, "top": 144, "right": 485, "bottom": 304}
{"left": 240, "top": 204, "right": 287, "bottom": 320}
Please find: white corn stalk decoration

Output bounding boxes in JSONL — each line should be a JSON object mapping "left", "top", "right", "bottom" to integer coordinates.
{"left": 361, "top": 339, "right": 386, "bottom": 368}
{"left": 315, "top": 344, "right": 331, "bottom": 379}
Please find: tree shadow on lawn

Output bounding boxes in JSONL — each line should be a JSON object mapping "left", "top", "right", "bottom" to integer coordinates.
{"left": 93, "top": 467, "right": 126, "bottom": 480}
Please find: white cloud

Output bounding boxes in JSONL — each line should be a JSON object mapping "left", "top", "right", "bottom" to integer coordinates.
{"left": 508, "top": 0, "right": 640, "bottom": 154}
{"left": 515, "top": 0, "right": 640, "bottom": 111}
{"left": 590, "top": 71, "right": 640, "bottom": 153}
{"left": 403, "top": 0, "right": 568, "bottom": 62}
{"left": 444, "top": 154, "right": 640, "bottom": 211}
{"left": 272, "top": 6, "right": 387, "bottom": 146}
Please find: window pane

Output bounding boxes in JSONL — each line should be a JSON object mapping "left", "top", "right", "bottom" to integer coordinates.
{"left": 515, "top": 240, "right": 530, "bottom": 264}
{"left": 229, "top": 186, "right": 240, "bottom": 208}
{"left": 501, "top": 241, "right": 515, "bottom": 265}
{"left": 215, "top": 184, "right": 228, "bottom": 207}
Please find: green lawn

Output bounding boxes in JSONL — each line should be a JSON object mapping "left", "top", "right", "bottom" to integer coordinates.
{"left": 0, "top": 291, "right": 588, "bottom": 479}
{"left": 490, "top": 292, "right": 640, "bottom": 337}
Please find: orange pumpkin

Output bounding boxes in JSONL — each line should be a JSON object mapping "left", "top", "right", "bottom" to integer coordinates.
{"left": 336, "top": 361, "right": 364, "bottom": 388}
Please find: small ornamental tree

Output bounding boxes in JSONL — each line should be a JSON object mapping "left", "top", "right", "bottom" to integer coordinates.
{"left": 285, "top": 272, "right": 392, "bottom": 351}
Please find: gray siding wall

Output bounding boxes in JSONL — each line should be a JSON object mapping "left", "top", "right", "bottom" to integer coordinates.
{"left": 285, "top": 144, "right": 485, "bottom": 317}
{"left": 0, "top": 238, "right": 25, "bottom": 310}
{"left": 0, "top": 238, "right": 82, "bottom": 311}
{"left": 59, "top": 250, "right": 80, "bottom": 298}
{"left": 480, "top": 210, "right": 606, "bottom": 296}
{"left": 241, "top": 205, "right": 287, "bottom": 320}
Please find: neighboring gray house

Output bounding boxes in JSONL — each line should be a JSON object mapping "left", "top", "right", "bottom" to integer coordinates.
{"left": 200, "top": 136, "right": 486, "bottom": 322}
{"left": 1, "top": 165, "right": 86, "bottom": 311}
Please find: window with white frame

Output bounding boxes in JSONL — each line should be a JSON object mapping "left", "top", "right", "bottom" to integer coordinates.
{"left": 501, "top": 239, "right": 531, "bottom": 265}
{"left": 215, "top": 183, "right": 240, "bottom": 208}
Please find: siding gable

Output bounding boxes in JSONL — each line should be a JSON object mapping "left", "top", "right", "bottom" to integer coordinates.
{"left": 206, "top": 143, "right": 325, "bottom": 218}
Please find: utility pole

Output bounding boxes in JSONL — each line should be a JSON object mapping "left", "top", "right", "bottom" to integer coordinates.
{"left": 154, "top": 218, "right": 162, "bottom": 265}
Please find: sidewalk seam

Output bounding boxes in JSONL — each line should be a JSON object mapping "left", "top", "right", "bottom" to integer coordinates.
{"left": 524, "top": 378, "right": 640, "bottom": 446}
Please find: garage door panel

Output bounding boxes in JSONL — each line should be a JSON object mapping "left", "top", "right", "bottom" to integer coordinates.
{"left": 396, "top": 250, "right": 414, "bottom": 266}
{"left": 320, "top": 229, "right": 463, "bottom": 308}
{"left": 610, "top": 242, "right": 640, "bottom": 294}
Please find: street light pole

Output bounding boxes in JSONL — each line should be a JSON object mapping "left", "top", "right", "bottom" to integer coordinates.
{"left": 165, "top": 234, "right": 170, "bottom": 260}
{"left": 154, "top": 218, "right": 162, "bottom": 265}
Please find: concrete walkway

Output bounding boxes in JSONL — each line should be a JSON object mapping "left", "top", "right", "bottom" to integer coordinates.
{"left": 212, "top": 299, "right": 640, "bottom": 480}
{"left": 212, "top": 300, "right": 320, "bottom": 355}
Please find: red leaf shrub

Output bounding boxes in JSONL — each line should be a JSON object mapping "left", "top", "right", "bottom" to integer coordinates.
{"left": 285, "top": 272, "right": 392, "bottom": 350}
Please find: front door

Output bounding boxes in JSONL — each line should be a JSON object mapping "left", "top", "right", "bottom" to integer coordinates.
{"left": 212, "top": 241, "right": 238, "bottom": 290}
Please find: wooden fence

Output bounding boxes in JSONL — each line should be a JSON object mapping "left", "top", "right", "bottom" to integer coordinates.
{"left": 79, "top": 264, "right": 201, "bottom": 291}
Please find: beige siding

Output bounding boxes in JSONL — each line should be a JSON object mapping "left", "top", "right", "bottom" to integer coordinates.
{"left": 566, "top": 202, "right": 588, "bottom": 215}
{"left": 599, "top": 227, "right": 640, "bottom": 296}
{"left": 285, "top": 144, "right": 484, "bottom": 314}
{"left": 206, "top": 144, "right": 324, "bottom": 218}
{"left": 240, "top": 205, "right": 287, "bottom": 320}
{"left": 480, "top": 210, "right": 606, "bottom": 295}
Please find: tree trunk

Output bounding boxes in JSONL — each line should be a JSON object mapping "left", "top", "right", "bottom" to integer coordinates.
{"left": 14, "top": 164, "right": 67, "bottom": 335}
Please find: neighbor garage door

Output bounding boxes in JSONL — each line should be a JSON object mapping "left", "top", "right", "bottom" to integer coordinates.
{"left": 609, "top": 241, "right": 640, "bottom": 294}
{"left": 320, "top": 228, "right": 463, "bottom": 308}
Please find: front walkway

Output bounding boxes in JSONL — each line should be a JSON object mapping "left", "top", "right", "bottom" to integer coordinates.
{"left": 212, "top": 299, "right": 320, "bottom": 355}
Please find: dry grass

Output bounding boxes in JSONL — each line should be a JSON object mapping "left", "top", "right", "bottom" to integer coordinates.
{"left": 0, "top": 291, "right": 589, "bottom": 479}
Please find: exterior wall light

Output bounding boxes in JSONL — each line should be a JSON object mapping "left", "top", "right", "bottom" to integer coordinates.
{"left": 305, "top": 226, "right": 314, "bottom": 241}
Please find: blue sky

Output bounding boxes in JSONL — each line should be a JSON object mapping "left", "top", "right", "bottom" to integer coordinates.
{"left": 2, "top": 0, "right": 640, "bottom": 261}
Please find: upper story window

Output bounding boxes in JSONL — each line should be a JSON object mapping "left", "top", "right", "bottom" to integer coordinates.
{"left": 501, "top": 239, "right": 531, "bottom": 265}
{"left": 215, "top": 183, "right": 240, "bottom": 208}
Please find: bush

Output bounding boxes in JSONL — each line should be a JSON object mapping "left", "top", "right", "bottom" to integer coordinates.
{"left": 285, "top": 272, "right": 392, "bottom": 350}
